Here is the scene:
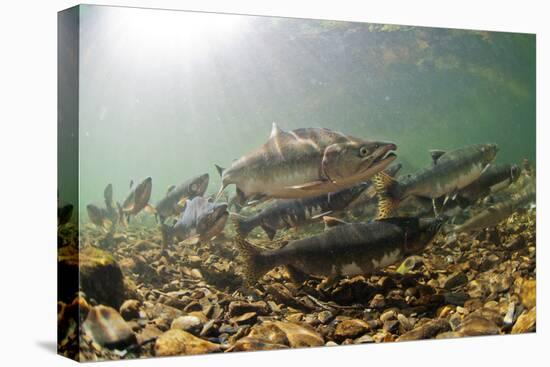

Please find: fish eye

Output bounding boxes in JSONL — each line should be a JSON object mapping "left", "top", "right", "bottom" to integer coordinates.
{"left": 359, "top": 146, "right": 369, "bottom": 157}
{"left": 191, "top": 184, "right": 197, "bottom": 191}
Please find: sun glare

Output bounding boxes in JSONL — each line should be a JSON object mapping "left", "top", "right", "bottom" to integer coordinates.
{"left": 106, "top": 7, "right": 248, "bottom": 49}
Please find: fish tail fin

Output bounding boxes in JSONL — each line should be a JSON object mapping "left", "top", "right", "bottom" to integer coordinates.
{"left": 234, "top": 234, "right": 270, "bottom": 286}
{"left": 160, "top": 223, "right": 174, "bottom": 248}
{"left": 373, "top": 172, "right": 400, "bottom": 219}
{"left": 233, "top": 215, "right": 255, "bottom": 238}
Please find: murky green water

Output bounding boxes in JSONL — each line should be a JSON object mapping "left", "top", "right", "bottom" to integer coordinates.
{"left": 66, "top": 5, "right": 535, "bottom": 217}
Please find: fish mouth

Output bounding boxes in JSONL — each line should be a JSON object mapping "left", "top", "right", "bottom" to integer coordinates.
{"left": 366, "top": 144, "right": 397, "bottom": 172}
{"left": 372, "top": 143, "right": 397, "bottom": 164}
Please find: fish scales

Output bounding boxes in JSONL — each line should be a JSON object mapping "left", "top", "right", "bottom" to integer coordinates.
{"left": 236, "top": 217, "right": 444, "bottom": 284}
{"left": 217, "top": 124, "right": 396, "bottom": 202}
{"left": 234, "top": 182, "right": 369, "bottom": 239}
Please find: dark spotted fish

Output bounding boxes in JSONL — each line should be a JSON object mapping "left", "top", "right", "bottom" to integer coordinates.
{"left": 236, "top": 216, "right": 445, "bottom": 285}
{"left": 234, "top": 181, "right": 371, "bottom": 239}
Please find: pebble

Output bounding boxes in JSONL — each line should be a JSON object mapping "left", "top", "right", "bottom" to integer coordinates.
{"left": 119, "top": 299, "right": 141, "bottom": 321}
{"left": 437, "top": 305, "right": 454, "bottom": 318}
{"left": 444, "top": 291, "right": 468, "bottom": 306}
{"left": 226, "top": 337, "right": 288, "bottom": 352}
{"left": 317, "top": 311, "right": 334, "bottom": 324}
{"left": 380, "top": 310, "right": 397, "bottom": 323}
{"left": 334, "top": 319, "right": 371, "bottom": 342}
{"left": 503, "top": 302, "right": 515, "bottom": 328}
{"left": 468, "top": 308, "right": 503, "bottom": 326}
{"left": 397, "top": 319, "right": 450, "bottom": 341}
{"left": 503, "top": 236, "right": 525, "bottom": 251}
{"left": 383, "top": 320, "right": 399, "bottom": 333}
{"left": 171, "top": 315, "right": 204, "bottom": 334}
{"left": 353, "top": 334, "right": 374, "bottom": 344}
{"left": 520, "top": 279, "right": 536, "bottom": 309}
{"left": 154, "top": 329, "right": 221, "bottom": 356}
{"left": 457, "top": 316, "right": 500, "bottom": 336}
{"left": 82, "top": 305, "right": 137, "bottom": 350}
{"left": 397, "top": 314, "right": 413, "bottom": 332}
{"left": 286, "top": 312, "right": 304, "bottom": 323}
{"left": 435, "top": 331, "right": 464, "bottom": 339}
{"left": 448, "top": 313, "right": 463, "bottom": 330}
{"left": 230, "top": 321, "right": 324, "bottom": 350}
{"left": 511, "top": 307, "right": 536, "bottom": 334}
{"left": 272, "top": 321, "right": 324, "bottom": 347}
{"left": 444, "top": 272, "right": 468, "bottom": 290}
{"left": 228, "top": 301, "right": 269, "bottom": 317}
{"left": 145, "top": 303, "right": 183, "bottom": 325}
{"left": 230, "top": 312, "right": 258, "bottom": 325}
{"left": 369, "top": 294, "right": 386, "bottom": 308}
{"left": 467, "top": 280, "right": 487, "bottom": 299}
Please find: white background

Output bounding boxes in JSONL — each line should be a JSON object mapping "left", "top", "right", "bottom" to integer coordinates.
{"left": 0, "top": 0, "right": 546, "bottom": 366}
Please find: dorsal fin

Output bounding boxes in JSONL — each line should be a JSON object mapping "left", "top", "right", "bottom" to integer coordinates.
{"left": 270, "top": 122, "right": 283, "bottom": 139}
{"left": 214, "top": 164, "right": 225, "bottom": 177}
{"left": 166, "top": 185, "right": 176, "bottom": 195}
{"left": 129, "top": 180, "right": 134, "bottom": 189}
{"left": 103, "top": 183, "right": 113, "bottom": 205}
{"left": 429, "top": 150, "right": 446, "bottom": 165}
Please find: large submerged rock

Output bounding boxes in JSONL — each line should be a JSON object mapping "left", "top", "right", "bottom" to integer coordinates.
{"left": 59, "top": 246, "right": 127, "bottom": 308}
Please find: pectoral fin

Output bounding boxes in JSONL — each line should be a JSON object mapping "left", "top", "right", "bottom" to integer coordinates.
{"left": 323, "top": 216, "right": 348, "bottom": 230}
{"left": 123, "top": 202, "right": 135, "bottom": 212}
{"left": 285, "top": 264, "right": 309, "bottom": 284}
{"left": 311, "top": 211, "right": 333, "bottom": 220}
{"left": 181, "top": 235, "right": 200, "bottom": 245}
{"left": 285, "top": 180, "right": 327, "bottom": 191}
{"left": 144, "top": 204, "right": 156, "bottom": 214}
{"left": 260, "top": 224, "right": 277, "bottom": 240}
